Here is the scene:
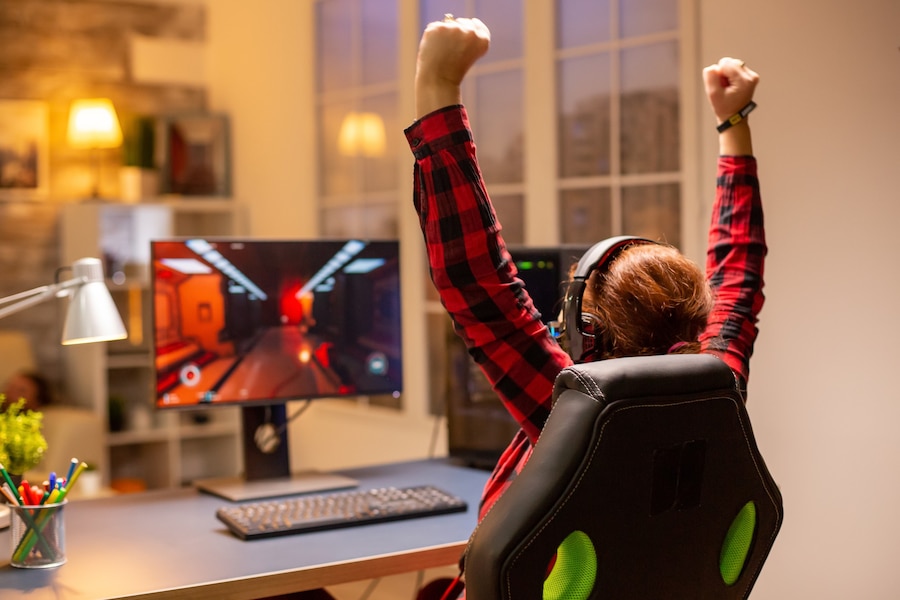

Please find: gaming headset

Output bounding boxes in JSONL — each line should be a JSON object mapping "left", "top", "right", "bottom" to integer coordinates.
{"left": 561, "top": 235, "right": 658, "bottom": 363}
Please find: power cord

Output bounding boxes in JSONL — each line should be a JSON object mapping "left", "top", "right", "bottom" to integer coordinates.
{"left": 252, "top": 399, "right": 313, "bottom": 453}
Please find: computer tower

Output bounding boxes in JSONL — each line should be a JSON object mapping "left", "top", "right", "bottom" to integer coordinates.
{"left": 444, "top": 245, "right": 590, "bottom": 470}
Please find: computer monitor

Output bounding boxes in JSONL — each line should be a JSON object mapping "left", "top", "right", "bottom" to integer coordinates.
{"left": 150, "top": 238, "right": 403, "bottom": 501}
{"left": 444, "top": 245, "right": 589, "bottom": 469}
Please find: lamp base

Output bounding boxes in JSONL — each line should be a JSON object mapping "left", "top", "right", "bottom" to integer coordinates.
{"left": 119, "top": 167, "right": 159, "bottom": 203}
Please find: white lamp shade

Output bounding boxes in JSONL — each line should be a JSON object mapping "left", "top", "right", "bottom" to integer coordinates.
{"left": 67, "top": 98, "right": 123, "bottom": 149}
{"left": 61, "top": 258, "right": 127, "bottom": 345}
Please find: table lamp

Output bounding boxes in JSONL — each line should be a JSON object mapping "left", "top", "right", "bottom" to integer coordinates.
{"left": 0, "top": 257, "right": 127, "bottom": 345}
{"left": 337, "top": 111, "right": 386, "bottom": 157}
{"left": 67, "top": 98, "right": 123, "bottom": 199}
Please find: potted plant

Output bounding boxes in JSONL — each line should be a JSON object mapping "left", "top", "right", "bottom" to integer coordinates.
{"left": 0, "top": 397, "right": 48, "bottom": 481}
{"left": 120, "top": 115, "right": 159, "bottom": 202}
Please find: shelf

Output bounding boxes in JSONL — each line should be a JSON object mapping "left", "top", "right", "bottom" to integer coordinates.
{"left": 60, "top": 200, "right": 245, "bottom": 490}
{"left": 153, "top": 196, "right": 236, "bottom": 210}
{"left": 178, "top": 421, "right": 240, "bottom": 440}
{"left": 108, "top": 427, "right": 172, "bottom": 446}
{"left": 107, "top": 353, "right": 151, "bottom": 369}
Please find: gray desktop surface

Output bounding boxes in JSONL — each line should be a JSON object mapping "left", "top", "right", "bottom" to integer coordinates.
{"left": 0, "top": 459, "right": 489, "bottom": 600}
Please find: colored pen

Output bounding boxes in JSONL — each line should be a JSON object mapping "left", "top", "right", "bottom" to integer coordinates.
{"left": 0, "top": 483, "right": 19, "bottom": 506}
{"left": 60, "top": 461, "right": 89, "bottom": 498}
{"left": 64, "top": 458, "right": 79, "bottom": 486}
{"left": 48, "top": 472, "right": 57, "bottom": 492}
{"left": 0, "top": 464, "right": 23, "bottom": 505}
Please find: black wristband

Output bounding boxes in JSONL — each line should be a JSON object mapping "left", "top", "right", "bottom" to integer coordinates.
{"left": 717, "top": 101, "right": 757, "bottom": 133}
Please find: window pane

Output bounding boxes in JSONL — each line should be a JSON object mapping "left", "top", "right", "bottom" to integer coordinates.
{"left": 622, "top": 183, "right": 681, "bottom": 247}
{"left": 620, "top": 0, "right": 678, "bottom": 38}
{"left": 474, "top": 0, "right": 523, "bottom": 62}
{"left": 558, "top": 53, "right": 611, "bottom": 177}
{"left": 621, "top": 42, "right": 680, "bottom": 174}
{"left": 320, "top": 102, "right": 356, "bottom": 196}
{"left": 471, "top": 71, "right": 524, "bottom": 184}
{"left": 556, "top": 0, "right": 611, "bottom": 48}
{"left": 361, "top": 93, "right": 398, "bottom": 193}
{"left": 362, "top": 0, "right": 397, "bottom": 85}
{"left": 420, "top": 0, "right": 466, "bottom": 31}
{"left": 560, "top": 188, "right": 612, "bottom": 244}
{"left": 316, "top": 0, "right": 354, "bottom": 92}
{"left": 492, "top": 194, "right": 524, "bottom": 245}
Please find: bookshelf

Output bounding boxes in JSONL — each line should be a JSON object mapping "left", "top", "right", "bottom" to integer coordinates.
{"left": 59, "top": 199, "right": 247, "bottom": 490}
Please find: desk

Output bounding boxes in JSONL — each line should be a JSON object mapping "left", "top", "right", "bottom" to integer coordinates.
{"left": 0, "top": 459, "right": 489, "bottom": 600}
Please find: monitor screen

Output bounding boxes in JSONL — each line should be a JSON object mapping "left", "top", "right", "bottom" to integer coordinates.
{"left": 150, "top": 238, "right": 403, "bottom": 501}
{"left": 151, "top": 238, "right": 403, "bottom": 410}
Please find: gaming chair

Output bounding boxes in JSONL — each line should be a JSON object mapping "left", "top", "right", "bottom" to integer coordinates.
{"left": 463, "top": 353, "right": 783, "bottom": 599}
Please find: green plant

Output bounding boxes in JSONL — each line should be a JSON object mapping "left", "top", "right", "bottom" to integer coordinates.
{"left": 0, "top": 396, "right": 48, "bottom": 476}
{"left": 122, "top": 116, "right": 156, "bottom": 168}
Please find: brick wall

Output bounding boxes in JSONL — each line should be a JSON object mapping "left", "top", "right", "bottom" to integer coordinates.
{"left": 0, "top": 0, "right": 207, "bottom": 393}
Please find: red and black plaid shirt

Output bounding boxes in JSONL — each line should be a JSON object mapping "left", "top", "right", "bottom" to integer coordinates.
{"left": 406, "top": 105, "right": 766, "bottom": 522}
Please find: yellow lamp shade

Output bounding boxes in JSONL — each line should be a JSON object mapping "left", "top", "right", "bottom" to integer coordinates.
{"left": 338, "top": 112, "right": 386, "bottom": 157}
{"left": 67, "top": 98, "right": 123, "bottom": 149}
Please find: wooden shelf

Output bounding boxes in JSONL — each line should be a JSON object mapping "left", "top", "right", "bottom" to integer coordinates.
{"left": 60, "top": 201, "right": 246, "bottom": 490}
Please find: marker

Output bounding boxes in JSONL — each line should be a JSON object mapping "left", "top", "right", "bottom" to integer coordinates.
{"left": 64, "top": 458, "right": 79, "bottom": 487}
{"left": 60, "top": 462, "right": 89, "bottom": 499}
{"left": 0, "top": 464, "right": 23, "bottom": 505}
{"left": 0, "top": 483, "right": 19, "bottom": 506}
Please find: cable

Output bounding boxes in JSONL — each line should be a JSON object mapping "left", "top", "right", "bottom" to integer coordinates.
{"left": 357, "top": 577, "right": 381, "bottom": 600}
{"left": 427, "top": 411, "right": 443, "bottom": 459}
{"left": 253, "top": 399, "right": 313, "bottom": 453}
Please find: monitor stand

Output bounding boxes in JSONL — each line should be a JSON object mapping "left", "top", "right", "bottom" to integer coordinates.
{"left": 194, "top": 404, "right": 358, "bottom": 502}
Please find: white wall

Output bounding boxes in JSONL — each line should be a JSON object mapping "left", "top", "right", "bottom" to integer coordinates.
{"left": 204, "top": 0, "right": 441, "bottom": 473}
{"left": 699, "top": 0, "right": 900, "bottom": 597}
{"left": 203, "top": 1, "right": 900, "bottom": 597}
{"left": 205, "top": 0, "right": 318, "bottom": 238}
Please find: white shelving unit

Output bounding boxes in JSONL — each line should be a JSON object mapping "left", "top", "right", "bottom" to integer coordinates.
{"left": 60, "top": 199, "right": 247, "bottom": 491}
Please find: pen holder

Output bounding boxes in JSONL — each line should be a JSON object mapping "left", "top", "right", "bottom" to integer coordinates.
{"left": 8, "top": 500, "right": 67, "bottom": 568}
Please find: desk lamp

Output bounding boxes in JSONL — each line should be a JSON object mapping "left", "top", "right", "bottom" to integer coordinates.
{"left": 67, "top": 98, "right": 124, "bottom": 199}
{"left": 0, "top": 257, "right": 126, "bottom": 345}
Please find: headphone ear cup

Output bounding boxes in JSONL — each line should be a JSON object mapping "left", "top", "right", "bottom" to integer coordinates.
{"left": 579, "top": 313, "right": 601, "bottom": 361}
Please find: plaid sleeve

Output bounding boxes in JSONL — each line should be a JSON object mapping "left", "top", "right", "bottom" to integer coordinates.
{"left": 700, "top": 155, "right": 767, "bottom": 387}
{"left": 405, "top": 106, "right": 572, "bottom": 441}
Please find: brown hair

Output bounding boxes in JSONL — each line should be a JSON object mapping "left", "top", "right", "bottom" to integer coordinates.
{"left": 581, "top": 244, "right": 712, "bottom": 360}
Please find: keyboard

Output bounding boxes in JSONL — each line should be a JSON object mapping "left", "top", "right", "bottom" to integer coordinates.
{"left": 216, "top": 484, "right": 468, "bottom": 540}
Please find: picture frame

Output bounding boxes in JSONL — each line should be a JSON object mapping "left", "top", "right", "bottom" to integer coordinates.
{"left": 158, "top": 113, "right": 231, "bottom": 197}
{"left": 0, "top": 100, "right": 50, "bottom": 199}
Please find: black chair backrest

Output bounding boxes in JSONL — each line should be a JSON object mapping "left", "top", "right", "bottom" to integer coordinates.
{"left": 464, "top": 354, "right": 783, "bottom": 600}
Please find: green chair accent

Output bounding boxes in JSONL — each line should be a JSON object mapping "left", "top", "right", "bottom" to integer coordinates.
{"left": 543, "top": 530, "right": 597, "bottom": 600}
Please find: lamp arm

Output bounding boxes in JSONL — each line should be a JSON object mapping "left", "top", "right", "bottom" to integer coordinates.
{"left": 0, "top": 277, "right": 87, "bottom": 321}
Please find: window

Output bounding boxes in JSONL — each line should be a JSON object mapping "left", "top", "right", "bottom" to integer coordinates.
{"left": 316, "top": 0, "right": 400, "bottom": 240}
{"left": 557, "top": 0, "right": 684, "bottom": 247}
{"left": 420, "top": 0, "right": 526, "bottom": 244}
{"left": 314, "top": 1, "right": 696, "bottom": 414}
